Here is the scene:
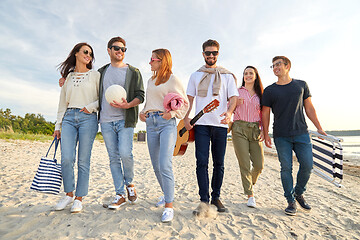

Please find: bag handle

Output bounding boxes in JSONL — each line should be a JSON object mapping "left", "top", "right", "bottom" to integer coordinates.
{"left": 53, "top": 138, "right": 61, "bottom": 159}
{"left": 46, "top": 138, "right": 61, "bottom": 159}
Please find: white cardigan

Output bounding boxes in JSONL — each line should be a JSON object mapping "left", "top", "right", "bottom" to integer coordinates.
{"left": 55, "top": 70, "right": 100, "bottom": 130}
{"left": 141, "top": 74, "right": 188, "bottom": 119}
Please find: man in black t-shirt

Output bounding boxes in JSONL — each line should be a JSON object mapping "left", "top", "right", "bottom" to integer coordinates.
{"left": 262, "top": 56, "right": 326, "bottom": 216}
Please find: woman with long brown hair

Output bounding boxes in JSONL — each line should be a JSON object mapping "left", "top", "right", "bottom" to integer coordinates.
{"left": 53, "top": 42, "right": 100, "bottom": 213}
{"left": 139, "top": 49, "right": 188, "bottom": 222}
{"left": 231, "top": 66, "right": 264, "bottom": 208}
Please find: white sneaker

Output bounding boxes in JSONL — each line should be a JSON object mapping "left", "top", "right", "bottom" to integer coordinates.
{"left": 161, "top": 208, "right": 174, "bottom": 223}
{"left": 126, "top": 184, "right": 138, "bottom": 204}
{"left": 71, "top": 199, "right": 83, "bottom": 213}
{"left": 247, "top": 197, "right": 256, "bottom": 208}
{"left": 55, "top": 196, "right": 74, "bottom": 211}
{"left": 155, "top": 196, "right": 165, "bottom": 207}
{"left": 108, "top": 194, "right": 126, "bottom": 209}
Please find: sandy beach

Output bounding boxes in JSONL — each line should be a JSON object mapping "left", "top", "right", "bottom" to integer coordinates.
{"left": 0, "top": 138, "right": 359, "bottom": 239}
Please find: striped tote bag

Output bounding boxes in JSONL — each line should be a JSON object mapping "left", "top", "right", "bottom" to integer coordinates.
{"left": 30, "top": 138, "right": 62, "bottom": 194}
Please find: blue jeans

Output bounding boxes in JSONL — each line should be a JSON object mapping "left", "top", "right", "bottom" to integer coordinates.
{"left": 194, "top": 125, "right": 227, "bottom": 203}
{"left": 274, "top": 133, "right": 313, "bottom": 203}
{"left": 101, "top": 120, "right": 134, "bottom": 196}
{"left": 146, "top": 112, "right": 177, "bottom": 204}
{"left": 61, "top": 108, "right": 98, "bottom": 197}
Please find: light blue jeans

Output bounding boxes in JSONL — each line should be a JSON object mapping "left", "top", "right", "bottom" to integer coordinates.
{"left": 60, "top": 108, "right": 98, "bottom": 197}
{"left": 146, "top": 112, "right": 177, "bottom": 204}
{"left": 274, "top": 133, "right": 313, "bottom": 203}
{"left": 100, "top": 120, "right": 134, "bottom": 196}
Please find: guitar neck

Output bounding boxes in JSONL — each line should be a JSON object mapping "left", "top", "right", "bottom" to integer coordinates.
{"left": 190, "top": 110, "right": 204, "bottom": 125}
{"left": 179, "top": 110, "right": 204, "bottom": 137}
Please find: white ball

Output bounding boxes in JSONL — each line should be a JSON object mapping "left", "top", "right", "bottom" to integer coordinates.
{"left": 105, "top": 85, "right": 127, "bottom": 104}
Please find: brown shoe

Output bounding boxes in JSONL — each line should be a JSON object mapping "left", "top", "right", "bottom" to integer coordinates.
{"left": 211, "top": 199, "right": 226, "bottom": 212}
{"left": 126, "top": 184, "right": 137, "bottom": 204}
{"left": 108, "top": 195, "right": 126, "bottom": 209}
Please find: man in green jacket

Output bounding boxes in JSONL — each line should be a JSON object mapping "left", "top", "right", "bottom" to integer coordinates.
{"left": 98, "top": 36, "right": 144, "bottom": 209}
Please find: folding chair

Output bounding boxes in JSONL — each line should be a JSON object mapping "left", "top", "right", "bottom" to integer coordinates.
{"left": 309, "top": 130, "right": 344, "bottom": 188}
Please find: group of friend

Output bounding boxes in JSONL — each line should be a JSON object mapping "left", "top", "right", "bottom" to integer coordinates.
{"left": 53, "top": 36, "right": 326, "bottom": 223}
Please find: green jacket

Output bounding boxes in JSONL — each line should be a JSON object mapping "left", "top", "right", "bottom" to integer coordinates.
{"left": 98, "top": 64, "right": 145, "bottom": 128}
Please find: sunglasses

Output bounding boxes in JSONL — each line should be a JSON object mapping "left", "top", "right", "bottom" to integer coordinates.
{"left": 270, "top": 61, "right": 287, "bottom": 69}
{"left": 110, "top": 45, "right": 127, "bottom": 52}
{"left": 150, "top": 57, "right": 161, "bottom": 63}
{"left": 204, "top": 51, "right": 219, "bottom": 56}
{"left": 83, "top": 50, "right": 93, "bottom": 57}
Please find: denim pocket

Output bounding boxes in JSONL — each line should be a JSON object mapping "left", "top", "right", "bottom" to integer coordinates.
{"left": 81, "top": 111, "right": 94, "bottom": 116}
{"left": 163, "top": 117, "right": 176, "bottom": 126}
{"left": 64, "top": 109, "right": 71, "bottom": 117}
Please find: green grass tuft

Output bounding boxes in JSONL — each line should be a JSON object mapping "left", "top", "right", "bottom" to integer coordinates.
{"left": 0, "top": 132, "right": 54, "bottom": 141}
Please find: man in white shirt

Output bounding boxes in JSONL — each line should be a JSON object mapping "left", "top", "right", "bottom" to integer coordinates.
{"left": 184, "top": 39, "right": 238, "bottom": 214}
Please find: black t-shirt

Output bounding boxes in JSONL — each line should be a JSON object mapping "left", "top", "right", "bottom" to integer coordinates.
{"left": 262, "top": 79, "right": 311, "bottom": 138}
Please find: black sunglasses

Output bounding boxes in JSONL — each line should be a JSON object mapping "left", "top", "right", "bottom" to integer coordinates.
{"left": 83, "top": 50, "right": 93, "bottom": 57}
{"left": 204, "top": 51, "right": 219, "bottom": 56}
{"left": 110, "top": 45, "right": 127, "bottom": 52}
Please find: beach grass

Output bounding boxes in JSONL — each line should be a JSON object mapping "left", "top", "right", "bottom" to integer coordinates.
{"left": 95, "top": 132, "right": 104, "bottom": 141}
{"left": 0, "top": 132, "right": 54, "bottom": 141}
{"left": 0, "top": 131, "right": 105, "bottom": 142}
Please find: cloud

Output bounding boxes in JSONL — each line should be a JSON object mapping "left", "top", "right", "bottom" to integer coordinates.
{"left": 0, "top": 74, "right": 60, "bottom": 121}
{"left": 1, "top": 0, "right": 360, "bottom": 130}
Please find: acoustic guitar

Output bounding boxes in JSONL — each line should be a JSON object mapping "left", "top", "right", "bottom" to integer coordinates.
{"left": 173, "top": 99, "right": 220, "bottom": 156}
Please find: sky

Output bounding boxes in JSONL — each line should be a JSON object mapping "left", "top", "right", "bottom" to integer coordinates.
{"left": 1, "top": 0, "right": 359, "bottom": 132}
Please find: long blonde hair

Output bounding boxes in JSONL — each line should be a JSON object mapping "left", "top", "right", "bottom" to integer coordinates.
{"left": 152, "top": 48, "right": 172, "bottom": 85}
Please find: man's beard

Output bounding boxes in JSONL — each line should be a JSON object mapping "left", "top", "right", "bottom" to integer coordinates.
{"left": 205, "top": 58, "right": 217, "bottom": 66}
